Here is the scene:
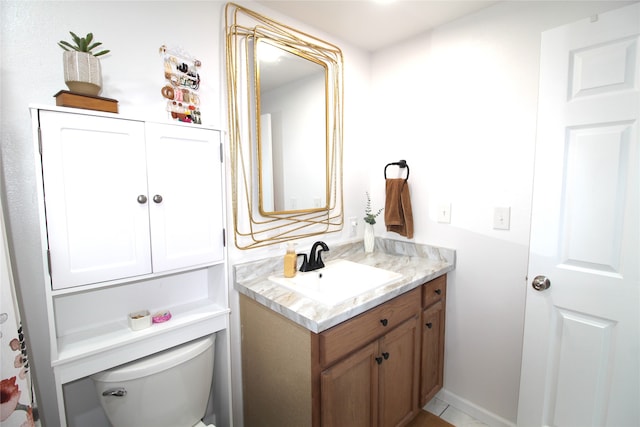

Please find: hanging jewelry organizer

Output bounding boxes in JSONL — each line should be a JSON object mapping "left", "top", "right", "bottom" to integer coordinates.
{"left": 159, "top": 45, "right": 202, "bottom": 124}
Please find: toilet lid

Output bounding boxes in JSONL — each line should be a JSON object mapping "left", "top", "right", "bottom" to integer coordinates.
{"left": 91, "top": 335, "right": 215, "bottom": 382}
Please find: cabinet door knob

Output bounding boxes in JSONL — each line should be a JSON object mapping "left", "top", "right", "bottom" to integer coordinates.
{"left": 380, "top": 319, "right": 388, "bottom": 327}
{"left": 435, "top": 289, "right": 442, "bottom": 295}
{"left": 426, "top": 322, "right": 433, "bottom": 329}
{"left": 382, "top": 352, "right": 389, "bottom": 360}
{"left": 375, "top": 356, "right": 383, "bottom": 365}
{"left": 153, "top": 194, "right": 163, "bottom": 204}
{"left": 137, "top": 195, "right": 148, "bottom": 204}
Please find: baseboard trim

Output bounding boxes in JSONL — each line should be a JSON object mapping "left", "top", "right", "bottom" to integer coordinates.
{"left": 436, "top": 389, "right": 516, "bottom": 427}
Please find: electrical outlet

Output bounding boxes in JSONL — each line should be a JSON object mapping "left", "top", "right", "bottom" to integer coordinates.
{"left": 493, "top": 207, "right": 511, "bottom": 230}
{"left": 349, "top": 216, "right": 358, "bottom": 237}
{"left": 438, "top": 204, "right": 451, "bottom": 224}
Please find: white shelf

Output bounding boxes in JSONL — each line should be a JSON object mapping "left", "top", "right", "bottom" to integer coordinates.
{"left": 53, "top": 300, "right": 229, "bottom": 383}
{"left": 55, "top": 300, "right": 228, "bottom": 364}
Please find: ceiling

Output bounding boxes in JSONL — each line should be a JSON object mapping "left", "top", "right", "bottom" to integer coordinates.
{"left": 256, "top": 0, "right": 501, "bottom": 52}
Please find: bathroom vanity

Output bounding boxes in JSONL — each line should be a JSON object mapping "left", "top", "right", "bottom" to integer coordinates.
{"left": 30, "top": 106, "right": 232, "bottom": 426}
{"left": 235, "top": 240, "right": 454, "bottom": 426}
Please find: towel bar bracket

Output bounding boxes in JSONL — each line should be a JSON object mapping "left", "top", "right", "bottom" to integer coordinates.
{"left": 384, "top": 160, "right": 409, "bottom": 181}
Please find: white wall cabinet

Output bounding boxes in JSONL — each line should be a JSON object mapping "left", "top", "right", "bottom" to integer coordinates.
{"left": 39, "top": 111, "right": 224, "bottom": 290}
{"left": 32, "top": 107, "right": 231, "bottom": 427}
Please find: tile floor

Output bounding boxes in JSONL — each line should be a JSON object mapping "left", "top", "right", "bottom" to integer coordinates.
{"left": 424, "top": 397, "right": 489, "bottom": 427}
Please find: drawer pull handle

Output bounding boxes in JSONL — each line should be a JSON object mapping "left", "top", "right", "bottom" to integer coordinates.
{"left": 380, "top": 319, "right": 388, "bottom": 326}
{"left": 153, "top": 194, "right": 163, "bottom": 204}
{"left": 382, "top": 352, "right": 389, "bottom": 360}
{"left": 426, "top": 322, "right": 433, "bottom": 329}
{"left": 435, "top": 289, "right": 442, "bottom": 295}
{"left": 375, "top": 356, "right": 383, "bottom": 365}
{"left": 137, "top": 195, "right": 148, "bottom": 204}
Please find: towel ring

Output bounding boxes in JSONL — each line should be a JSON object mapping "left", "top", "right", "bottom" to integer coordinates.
{"left": 384, "top": 160, "right": 409, "bottom": 182}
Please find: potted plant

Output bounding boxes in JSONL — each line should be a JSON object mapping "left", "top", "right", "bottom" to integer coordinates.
{"left": 363, "top": 192, "right": 383, "bottom": 253}
{"left": 58, "top": 31, "right": 110, "bottom": 96}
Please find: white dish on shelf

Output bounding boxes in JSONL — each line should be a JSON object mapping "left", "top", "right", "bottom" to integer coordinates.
{"left": 128, "top": 310, "right": 151, "bottom": 331}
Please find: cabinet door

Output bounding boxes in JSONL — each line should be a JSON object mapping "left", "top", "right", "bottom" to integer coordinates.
{"left": 420, "top": 300, "right": 445, "bottom": 406}
{"left": 40, "top": 111, "right": 151, "bottom": 289}
{"left": 321, "top": 341, "right": 379, "bottom": 427}
{"left": 145, "top": 124, "right": 224, "bottom": 271}
{"left": 379, "top": 315, "right": 420, "bottom": 427}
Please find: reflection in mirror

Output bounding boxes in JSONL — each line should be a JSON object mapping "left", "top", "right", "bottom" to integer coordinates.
{"left": 257, "top": 40, "right": 329, "bottom": 213}
{"left": 226, "top": 3, "right": 344, "bottom": 249}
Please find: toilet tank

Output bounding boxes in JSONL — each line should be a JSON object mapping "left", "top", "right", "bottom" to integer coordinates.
{"left": 91, "top": 335, "right": 215, "bottom": 427}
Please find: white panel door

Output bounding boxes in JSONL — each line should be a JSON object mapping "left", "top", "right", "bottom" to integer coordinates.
{"left": 518, "top": 4, "right": 639, "bottom": 427}
{"left": 145, "top": 123, "right": 224, "bottom": 272}
{"left": 39, "top": 111, "right": 151, "bottom": 289}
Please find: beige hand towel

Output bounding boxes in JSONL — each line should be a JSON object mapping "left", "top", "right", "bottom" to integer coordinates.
{"left": 384, "top": 178, "right": 414, "bottom": 239}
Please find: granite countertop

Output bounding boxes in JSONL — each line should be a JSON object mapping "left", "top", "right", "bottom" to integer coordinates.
{"left": 233, "top": 239, "right": 456, "bottom": 333}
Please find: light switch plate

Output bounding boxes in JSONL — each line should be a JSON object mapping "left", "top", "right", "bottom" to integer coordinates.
{"left": 493, "top": 207, "right": 511, "bottom": 230}
{"left": 438, "top": 204, "right": 451, "bottom": 224}
{"left": 348, "top": 216, "right": 358, "bottom": 237}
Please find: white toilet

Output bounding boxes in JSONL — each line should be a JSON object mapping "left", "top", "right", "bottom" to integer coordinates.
{"left": 91, "top": 335, "right": 216, "bottom": 427}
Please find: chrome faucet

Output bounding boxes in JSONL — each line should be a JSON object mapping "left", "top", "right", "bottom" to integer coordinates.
{"left": 300, "top": 241, "right": 329, "bottom": 272}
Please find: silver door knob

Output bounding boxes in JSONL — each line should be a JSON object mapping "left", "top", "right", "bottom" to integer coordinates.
{"left": 153, "top": 194, "right": 163, "bottom": 203}
{"left": 137, "top": 195, "right": 147, "bottom": 204}
{"left": 532, "top": 275, "right": 551, "bottom": 291}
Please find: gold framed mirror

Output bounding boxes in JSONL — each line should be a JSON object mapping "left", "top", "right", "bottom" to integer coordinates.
{"left": 256, "top": 39, "right": 329, "bottom": 214}
{"left": 225, "top": 3, "right": 344, "bottom": 249}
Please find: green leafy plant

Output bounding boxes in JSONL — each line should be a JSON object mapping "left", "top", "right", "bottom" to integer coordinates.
{"left": 364, "top": 192, "right": 383, "bottom": 225}
{"left": 58, "top": 31, "right": 110, "bottom": 57}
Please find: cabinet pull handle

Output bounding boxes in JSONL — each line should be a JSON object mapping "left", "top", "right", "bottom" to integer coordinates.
{"left": 426, "top": 322, "right": 433, "bottom": 329}
{"left": 137, "top": 195, "right": 148, "bottom": 204}
{"left": 380, "top": 319, "right": 388, "bottom": 326}
{"left": 435, "top": 289, "right": 442, "bottom": 295}
{"left": 375, "top": 356, "right": 383, "bottom": 365}
{"left": 382, "top": 352, "right": 389, "bottom": 360}
{"left": 153, "top": 194, "right": 163, "bottom": 203}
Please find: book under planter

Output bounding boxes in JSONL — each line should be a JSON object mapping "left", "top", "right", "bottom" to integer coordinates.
{"left": 54, "top": 90, "right": 118, "bottom": 113}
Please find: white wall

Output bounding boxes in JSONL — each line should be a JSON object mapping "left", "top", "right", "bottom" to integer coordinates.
{"left": 369, "top": 1, "right": 635, "bottom": 424}
{"left": 2, "top": 1, "right": 634, "bottom": 426}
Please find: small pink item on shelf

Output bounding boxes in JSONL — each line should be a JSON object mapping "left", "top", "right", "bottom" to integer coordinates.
{"left": 152, "top": 310, "right": 172, "bottom": 323}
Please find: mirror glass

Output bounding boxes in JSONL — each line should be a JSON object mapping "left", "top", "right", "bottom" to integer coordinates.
{"left": 256, "top": 40, "right": 329, "bottom": 213}
{"left": 226, "top": 3, "right": 344, "bottom": 249}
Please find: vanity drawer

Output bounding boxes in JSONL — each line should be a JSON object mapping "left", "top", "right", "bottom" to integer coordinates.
{"left": 319, "top": 287, "right": 420, "bottom": 367}
{"left": 422, "top": 275, "right": 446, "bottom": 308}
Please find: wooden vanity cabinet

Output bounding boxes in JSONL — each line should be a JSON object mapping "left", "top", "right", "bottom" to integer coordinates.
{"left": 319, "top": 287, "right": 421, "bottom": 427}
{"left": 241, "top": 286, "right": 423, "bottom": 427}
{"left": 420, "top": 275, "right": 447, "bottom": 406}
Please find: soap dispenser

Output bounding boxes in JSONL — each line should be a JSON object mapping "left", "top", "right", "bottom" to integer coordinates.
{"left": 284, "top": 243, "right": 297, "bottom": 278}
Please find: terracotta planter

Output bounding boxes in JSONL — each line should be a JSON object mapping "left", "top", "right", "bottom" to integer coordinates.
{"left": 63, "top": 51, "right": 102, "bottom": 96}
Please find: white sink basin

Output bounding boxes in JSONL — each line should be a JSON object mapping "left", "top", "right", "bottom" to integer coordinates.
{"left": 268, "top": 259, "right": 403, "bottom": 305}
